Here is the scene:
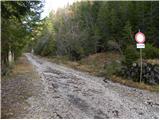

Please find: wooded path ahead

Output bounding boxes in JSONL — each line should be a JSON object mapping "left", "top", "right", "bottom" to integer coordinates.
{"left": 2, "top": 53, "right": 158, "bottom": 119}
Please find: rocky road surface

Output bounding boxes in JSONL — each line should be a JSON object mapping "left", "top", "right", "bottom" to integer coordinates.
{"left": 25, "top": 53, "right": 159, "bottom": 119}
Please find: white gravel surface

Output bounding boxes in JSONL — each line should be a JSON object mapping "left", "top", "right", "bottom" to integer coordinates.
{"left": 25, "top": 53, "right": 159, "bottom": 119}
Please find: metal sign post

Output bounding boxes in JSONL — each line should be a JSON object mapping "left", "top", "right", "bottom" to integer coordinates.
{"left": 135, "top": 30, "right": 145, "bottom": 83}
{"left": 140, "top": 48, "right": 142, "bottom": 83}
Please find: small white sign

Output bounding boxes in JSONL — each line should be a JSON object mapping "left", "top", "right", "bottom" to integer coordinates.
{"left": 137, "top": 43, "right": 145, "bottom": 48}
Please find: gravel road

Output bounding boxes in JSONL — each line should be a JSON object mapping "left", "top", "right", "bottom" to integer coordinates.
{"left": 25, "top": 53, "right": 159, "bottom": 119}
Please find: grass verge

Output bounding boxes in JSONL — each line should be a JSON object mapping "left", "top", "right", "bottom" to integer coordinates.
{"left": 111, "top": 75, "right": 159, "bottom": 92}
{"left": 1, "top": 55, "right": 40, "bottom": 118}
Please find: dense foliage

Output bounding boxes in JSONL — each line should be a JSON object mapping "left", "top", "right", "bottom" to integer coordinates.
{"left": 2, "top": 1, "right": 159, "bottom": 78}
{"left": 1, "top": 1, "right": 43, "bottom": 75}
{"left": 34, "top": 1, "right": 159, "bottom": 61}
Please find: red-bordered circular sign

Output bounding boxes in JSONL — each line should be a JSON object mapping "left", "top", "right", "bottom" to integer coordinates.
{"left": 135, "top": 32, "right": 145, "bottom": 43}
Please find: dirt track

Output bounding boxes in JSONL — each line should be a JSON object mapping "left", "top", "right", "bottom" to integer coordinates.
{"left": 25, "top": 53, "right": 159, "bottom": 119}
{"left": 2, "top": 53, "right": 159, "bottom": 119}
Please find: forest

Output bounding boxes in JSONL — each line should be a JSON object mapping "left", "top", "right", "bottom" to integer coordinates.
{"left": 1, "top": 1, "right": 159, "bottom": 119}
{"left": 1, "top": 1, "right": 159, "bottom": 85}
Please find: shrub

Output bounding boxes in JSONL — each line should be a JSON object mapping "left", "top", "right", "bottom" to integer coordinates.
{"left": 143, "top": 43, "right": 159, "bottom": 59}
{"left": 107, "top": 40, "right": 121, "bottom": 52}
{"left": 104, "top": 61, "right": 122, "bottom": 77}
{"left": 69, "top": 47, "right": 84, "bottom": 61}
{"left": 123, "top": 45, "right": 139, "bottom": 66}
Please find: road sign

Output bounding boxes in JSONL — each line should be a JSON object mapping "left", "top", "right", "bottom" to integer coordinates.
{"left": 137, "top": 43, "right": 145, "bottom": 48}
{"left": 135, "top": 30, "right": 146, "bottom": 83}
{"left": 135, "top": 31, "right": 145, "bottom": 43}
